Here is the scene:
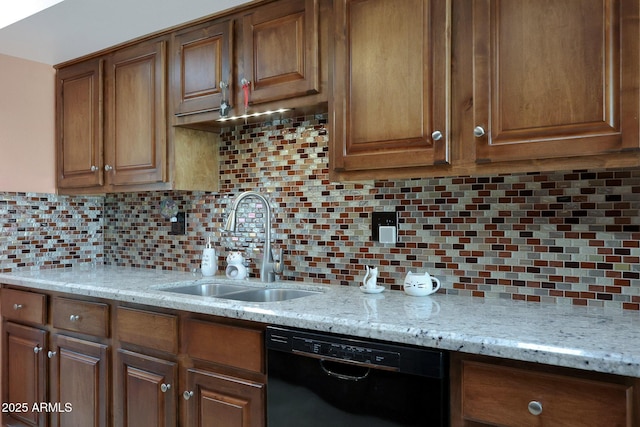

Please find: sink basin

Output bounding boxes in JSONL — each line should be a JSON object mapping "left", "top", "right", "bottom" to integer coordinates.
{"left": 220, "top": 288, "right": 321, "bottom": 302}
{"left": 161, "top": 283, "right": 249, "bottom": 297}
{"left": 160, "top": 283, "right": 321, "bottom": 302}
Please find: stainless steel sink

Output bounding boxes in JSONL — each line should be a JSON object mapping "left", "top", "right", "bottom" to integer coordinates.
{"left": 220, "top": 288, "right": 321, "bottom": 302}
{"left": 160, "top": 283, "right": 321, "bottom": 302}
{"left": 161, "top": 283, "right": 249, "bottom": 297}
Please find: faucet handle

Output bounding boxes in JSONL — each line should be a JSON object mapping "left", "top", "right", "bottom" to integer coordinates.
{"left": 272, "top": 247, "right": 285, "bottom": 275}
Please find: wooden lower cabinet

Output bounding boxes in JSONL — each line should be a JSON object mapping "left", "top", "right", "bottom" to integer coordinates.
{"left": 114, "top": 349, "right": 177, "bottom": 427}
{"left": 183, "top": 368, "right": 265, "bottom": 427}
{"left": 48, "top": 334, "right": 109, "bottom": 427}
{"left": 1, "top": 289, "right": 111, "bottom": 427}
{"left": 114, "top": 306, "right": 266, "bottom": 427}
{"left": 451, "top": 354, "right": 639, "bottom": 427}
{"left": 3, "top": 322, "right": 47, "bottom": 427}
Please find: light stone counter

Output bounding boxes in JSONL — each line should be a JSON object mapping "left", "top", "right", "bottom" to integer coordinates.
{"left": 1, "top": 266, "right": 639, "bottom": 378}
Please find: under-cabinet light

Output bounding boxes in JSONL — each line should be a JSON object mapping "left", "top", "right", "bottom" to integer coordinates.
{"left": 216, "top": 108, "right": 291, "bottom": 123}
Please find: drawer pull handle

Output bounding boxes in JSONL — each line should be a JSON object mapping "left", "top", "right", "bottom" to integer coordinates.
{"left": 161, "top": 383, "right": 171, "bottom": 393}
{"left": 48, "top": 351, "right": 57, "bottom": 359}
{"left": 33, "top": 346, "right": 42, "bottom": 354}
{"left": 183, "top": 391, "right": 194, "bottom": 400}
{"left": 528, "top": 400, "right": 543, "bottom": 416}
{"left": 69, "top": 314, "right": 80, "bottom": 322}
{"left": 13, "top": 304, "right": 23, "bottom": 310}
{"left": 474, "top": 125, "right": 486, "bottom": 137}
{"left": 431, "top": 130, "right": 443, "bottom": 141}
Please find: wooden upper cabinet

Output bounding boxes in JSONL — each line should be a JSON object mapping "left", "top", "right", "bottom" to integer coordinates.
{"left": 172, "top": 19, "right": 233, "bottom": 118}
{"left": 105, "top": 38, "right": 168, "bottom": 187}
{"left": 241, "top": 0, "right": 320, "bottom": 106}
{"left": 330, "top": 0, "right": 450, "bottom": 172}
{"left": 473, "top": 0, "right": 640, "bottom": 163}
{"left": 57, "top": 36, "right": 218, "bottom": 194}
{"left": 56, "top": 58, "right": 103, "bottom": 189}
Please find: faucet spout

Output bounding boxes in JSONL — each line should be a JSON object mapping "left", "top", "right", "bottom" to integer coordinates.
{"left": 223, "top": 191, "right": 283, "bottom": 282}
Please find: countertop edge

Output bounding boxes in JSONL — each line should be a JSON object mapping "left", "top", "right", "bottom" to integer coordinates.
{"left": 1, "top": 269, "right": 639, "bottom": 378}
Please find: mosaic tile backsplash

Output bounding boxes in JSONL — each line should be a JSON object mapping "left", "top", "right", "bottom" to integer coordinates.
{"left": 0, "top": 193, "right": 103, "bottom": 270}
{"left": 4, "top": 114, "right": 640, "bottom": 310}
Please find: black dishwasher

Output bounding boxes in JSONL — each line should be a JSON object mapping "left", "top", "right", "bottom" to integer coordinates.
{"left": 266, "top": 326, "right": 448, "bottom": 426}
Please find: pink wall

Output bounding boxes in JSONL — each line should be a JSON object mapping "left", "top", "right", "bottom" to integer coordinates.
{"left": 0, "top": 53, "right": 56, "bottom": 193}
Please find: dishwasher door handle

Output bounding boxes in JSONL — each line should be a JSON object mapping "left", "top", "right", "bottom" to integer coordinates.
{"left": 320, "top": 359, "right": 370, "bottom": 381}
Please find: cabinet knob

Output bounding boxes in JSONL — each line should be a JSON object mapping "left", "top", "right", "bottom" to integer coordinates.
{"left": 33, "top": 346, "right": 42, "bottom": 354}
{"left": 47, "top": 351, "right": 57, "bottom": 359}
{"left": 69, "top": 314, "right": 80, "bottom": 322}
{"left": 473, "top": 126, "right": 486, "bottom": 137}
{"left": 160, "top": 383, "right": 171, "bottom": 393}
{"left": 528, "top": 400, "right": 543, "bottom": 416}
{"left": 431, "top": 130, "right": 443, "bottom": 141}
{"left": 104, "top": 165, "right": 113, "bottom": 172}
{"left": 13, "top": 303, "right": 23, "bottom": 310}
{"left": 183, "top": 390, "right": 194, "bottom": 400}
{"left": 90, "top": 165, "right": 98, "bottom": 172}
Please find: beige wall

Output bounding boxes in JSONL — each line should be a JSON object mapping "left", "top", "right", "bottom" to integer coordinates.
{"left": 0, "top": 53, "right": 56, "bottom": 193}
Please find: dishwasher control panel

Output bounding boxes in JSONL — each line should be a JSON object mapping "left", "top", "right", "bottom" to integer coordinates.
{"left": 292, "top": 336, "right": 401, "bottom": 369}
{"left": 266, "top": 326, "right": 446, "bottom": 378}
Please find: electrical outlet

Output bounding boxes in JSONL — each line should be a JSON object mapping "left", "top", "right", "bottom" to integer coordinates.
{"left": 372, "top": 211, "right": 397, "bottom": 242}
{"left": 169, "top": 212, "right": 186, "bottom": 235}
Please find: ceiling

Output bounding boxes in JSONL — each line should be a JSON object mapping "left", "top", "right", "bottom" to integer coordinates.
{"left": 0, "top": 0, "right": 247, "bottom": 66}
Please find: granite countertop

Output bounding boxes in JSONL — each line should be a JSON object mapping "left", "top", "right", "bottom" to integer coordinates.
{"left": 1, "top": 266, "right": 639, "bottom": 378}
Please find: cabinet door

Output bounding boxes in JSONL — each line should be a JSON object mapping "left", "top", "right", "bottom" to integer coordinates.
{"left": 241, "top": 0, "right": 319, "bottom": 106}
{"left": 56, "top": 58, "right": 103, "bottom": 189}
{"left": 331, "top": 0, "right": 450, "bottom": 172}
{"left": 183, "top": 368, "right": 265, "bottom": 427}
{"left": 473, "top": 0, "right": 640, "bottom": 163}
{"left": 172, "top": 19, "right": 233, "bottom": 117}
{"left": 3, "top": 322, "right": 47, "bottom": 427}
{"left": 48, "top": 334, "right": 109, "bottom": 427}
{"left": 115, "top": 349, "right": 177, "bottom": 427}
{"left": 105, "top": 38, "right": 168, "bottom": 187}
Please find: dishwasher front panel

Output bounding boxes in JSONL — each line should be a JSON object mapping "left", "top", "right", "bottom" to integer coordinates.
{"left": 266, "top": 326, "right": 448, "bottom": 426}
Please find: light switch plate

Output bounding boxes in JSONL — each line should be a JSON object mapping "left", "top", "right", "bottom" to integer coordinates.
{"left": 372, "top": 211, "right": 397, "bottom": 242}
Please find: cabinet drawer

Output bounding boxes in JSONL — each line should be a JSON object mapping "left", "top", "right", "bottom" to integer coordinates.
{"left": 184, "top": 319, "right": 264, "bottom": 373}
{"left": 116, "top": 306, "right": 178, "bottom": 354}
{"left": 1, "top": 288, "right": 46, "bottom": 325}
{"left": 461, "top": 360, "right": 632, "bottom": 426}
{"left": 52, "top": 297, "right": 109, "bottom": 337}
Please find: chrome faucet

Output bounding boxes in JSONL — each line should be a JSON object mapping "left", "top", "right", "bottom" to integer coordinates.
{"left": 223, "top": 191, "right": 284, "bottom": 282}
